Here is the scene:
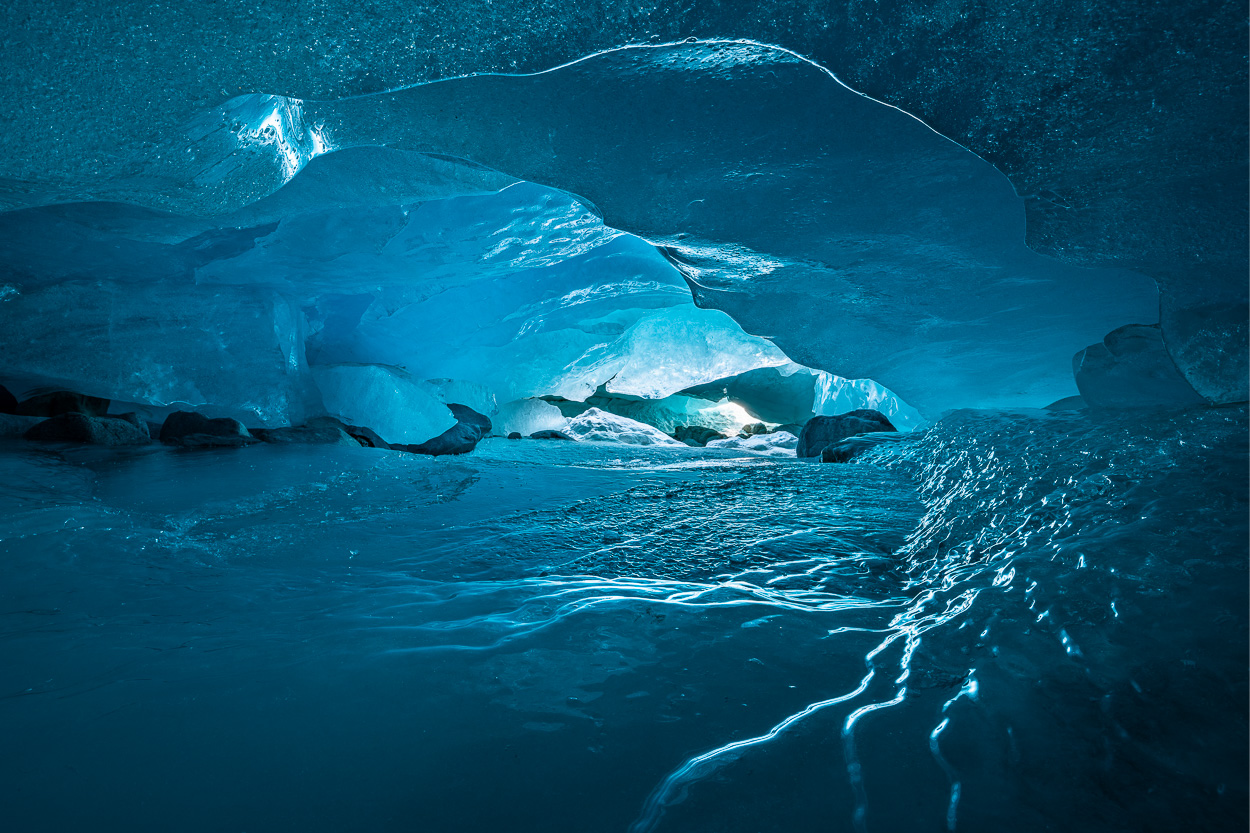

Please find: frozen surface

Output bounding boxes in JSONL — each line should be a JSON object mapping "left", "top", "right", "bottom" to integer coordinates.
{"left": 564, "top": 408, "right": 685, "bottom": 446}
{"left": 0, "top": 406, "right": 1244, "bottom": 832}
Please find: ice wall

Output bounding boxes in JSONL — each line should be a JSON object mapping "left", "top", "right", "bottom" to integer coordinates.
{"left": 2, "top": 43, "right": 1171, "bottom": 417}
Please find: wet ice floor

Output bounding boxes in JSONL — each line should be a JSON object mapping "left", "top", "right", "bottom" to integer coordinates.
{"left": 0, "top": 438, "right": 926, "bottom": 833}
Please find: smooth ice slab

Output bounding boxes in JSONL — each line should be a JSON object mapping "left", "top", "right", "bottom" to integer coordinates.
{"left": 312, "top": 363, "right": 455, "bottom": 445}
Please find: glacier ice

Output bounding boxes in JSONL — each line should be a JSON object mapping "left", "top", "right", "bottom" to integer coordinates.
{"left": 311, "top": 364, "right": 455, "bottom": 445}
{"left": 0, "top": 43, "right": 1183, "bottom": 416}
{"left": 0, "top": 279, "right": 313, "bottom": 426}
{"left": 705, "top": 431, "right": 799, "bottom": 456}
{"left": 1073, "top": 324, "right": 1206, "bottom": 409}
{"left": 492, "top": 399, "right": 569, "bottom": 438}
{"left": 0, "top": 154, "right": 908, "bottom": 435}
{"left": 563, "top": 408, "right": 685, "bottom": 446}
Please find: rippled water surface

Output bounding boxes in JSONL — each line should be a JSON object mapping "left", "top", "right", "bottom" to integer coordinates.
{"left": 1, "top": 408, "right": 1246, "bottom": 833}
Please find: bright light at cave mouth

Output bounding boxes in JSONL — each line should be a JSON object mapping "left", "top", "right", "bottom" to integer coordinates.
{"left": 0, "top": 24, "right": 1244, "bottom": 833}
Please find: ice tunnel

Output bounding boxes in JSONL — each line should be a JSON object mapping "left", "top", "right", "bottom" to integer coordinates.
{"left": 0, "top": 5, "right": 1246, "bottom": 833}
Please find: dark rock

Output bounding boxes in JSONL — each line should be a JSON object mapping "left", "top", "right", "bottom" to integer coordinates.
{"left": 0, "top": 384, "right": 18, "bottom": 415}
{"left": 796, "top": 410, "right": 897, "bottom": 458}
{"left": 0, "top": 413, "right": 47, "bottom": 437}
{"left": 773, "top": 423, "right": 805, "bottom": 437}
{"left": 673, "top": 425, "right": 727, "bottom": 446}
{"left": 251, "top": 417, "right": 358, "bottom": 447}
{"left": 447, "top": 403, "right": 492, "bottom": 435}
{"left": 159, "top": 411, "right": 253, "bottom": 448}
{"left": 738, "top": 422, "right": 769, "bottom": 437}
{"left": 17, "top": 390, "right": 109, "bottom": 418}
{"left": 24, "top": 412, "right": 149, "bottom": 446}
{"left": 507, "top": 432, "right": 523, "bottom": 440}
{"left": 1045, "top": 395, "right": 1087, "bottom": 411}
{"left": 529, "top": 429, "right": 574, "bottom": 441}
{"left": 112, "top": 412, "right": 151, "bottom": 440}
{"left": 819, "top": 431, "right": 907, "bottom": 463}
{"left": 400, "top": 404, "right": 492, "bottom": 456}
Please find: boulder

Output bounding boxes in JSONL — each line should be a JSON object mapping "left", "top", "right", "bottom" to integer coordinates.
{"left": 24, "top": 412, "right": 150, "bottom": 446}
{"left": 159, "top": 411, "right": 254, "bottom": 447}
{"left": 342, "top": 424, "right": 389, "bottom": 449}
{"left": 738, "top": 422, "right": 770, "bottom": 437}
{"left": 17, "top": 390, "right": 109, "bottom": 418}
{"left": 0, "top": 384, "right": 18, "bottom": 415}
{"left": 251, "top": 417, "right": 359, "bottom": 447}
{"left": 819, "top": 431, "right": 907, "bottom": 463}
{"left": 673, "top": 425, "right": 728, "bottom": 446}
{"left": 507, "top": 432, "right": 523, "bottom": 440}
{"left": 773, "top": 423, "right": 805, "bottom": 437}
{"left": 399, "top": 403, "right": 492, "bottom": 456}
{"left": 529, "top": 429, "right": 574, "bottom": 440}
{"left": 796, "top": 410, "right": 897, "bottom": 458}
{"left": 0, "top": 413, "right": 49, "bottom": 437}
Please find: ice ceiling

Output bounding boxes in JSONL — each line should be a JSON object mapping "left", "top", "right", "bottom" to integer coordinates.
{"left": 0, "top": 33, "right": 1244, "bottom": 425}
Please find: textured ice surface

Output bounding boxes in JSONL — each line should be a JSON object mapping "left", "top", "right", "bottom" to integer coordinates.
{"left": 572, "top": 392, "right": 754, "bottom": 436}
{"left": 1, "top": 407, "right": 1243, "bottom": 833}
{"left": 564, "top": 408, "right": 685, "bottom": 446}
{"left": 705, "top": 431, "right": 798, "bottom": 456}
{"left": 312, "top": 364, "right": 455, "bottom": 445}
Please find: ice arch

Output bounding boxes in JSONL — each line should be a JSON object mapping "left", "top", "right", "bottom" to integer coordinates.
{"left": 0, "top": 145, "right": 916, "bottom": 433}
{"left": 1, "top": 42, "right": 1163, "bottom": 418}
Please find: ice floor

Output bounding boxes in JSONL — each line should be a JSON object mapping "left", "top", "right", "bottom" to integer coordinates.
{"left": 1, "top": 408, "right": 1246, "bottom": 833}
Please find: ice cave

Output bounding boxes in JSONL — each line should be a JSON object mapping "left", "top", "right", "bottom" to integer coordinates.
{"left": 0, "top": 3, "right": 1245, "bottom": 832}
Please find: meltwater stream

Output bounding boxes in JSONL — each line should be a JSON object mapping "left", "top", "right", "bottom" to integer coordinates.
{"left": 1, "top": 407, "right": 1246, "bottom": 833}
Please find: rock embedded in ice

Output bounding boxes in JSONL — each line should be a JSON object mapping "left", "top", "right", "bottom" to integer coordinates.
{"left": 400, "top": 404, "right": 493, "bottom": 457}
{"left": 797, "top": 410, "right": 897, "bottom": 459}
{"left": 706, "top": 431, "right": 799, "bottom": 456}
{"left": 424, "top": 379, "right": 498, "bottom": 418}
{"left": 251, "top": 417, "right": 360, "bottom": 447}
{"left": 159, "top": 411, "right": 254, "bottom": 448}
{"left": 564, "top": 408, "right": 685, "bottom": 446}
{"left": 529, "top": 429, "right": 574, "bottom": 440}
{"left": 493, "top": 399, "right": 567, "bottom": 438}
{"left": 312, "top": 364, "right": 455, "bottom": 446}
{"left": 673, "top": 425, "right": 728, "bottom": 447}
{"left": 24, "top": 412, "right": 150, "bottom": 446}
